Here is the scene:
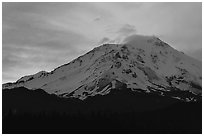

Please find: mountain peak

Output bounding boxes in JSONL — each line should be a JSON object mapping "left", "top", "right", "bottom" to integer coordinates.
{"left": 3, "top": 35, "right": 202, "bottom": 102}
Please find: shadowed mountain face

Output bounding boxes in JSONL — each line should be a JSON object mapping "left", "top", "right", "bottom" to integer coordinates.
{"left": 2, "top": 87, "right": 202, "bottom": 134}
{"left": 2, "top": 35, "right": 202, "bottom": 134}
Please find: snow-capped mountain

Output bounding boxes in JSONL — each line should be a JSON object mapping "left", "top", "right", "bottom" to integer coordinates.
{"left": 3, "top": 35, "right": 202, "bottom": 102}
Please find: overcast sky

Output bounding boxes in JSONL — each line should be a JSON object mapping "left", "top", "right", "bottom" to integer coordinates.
{"left": 2, "top": 2, "right": 202, "bottom": 83}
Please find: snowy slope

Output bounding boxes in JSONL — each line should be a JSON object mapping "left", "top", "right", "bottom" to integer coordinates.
{"left": 3, "top": 35, "right": 202, "bottom": 102}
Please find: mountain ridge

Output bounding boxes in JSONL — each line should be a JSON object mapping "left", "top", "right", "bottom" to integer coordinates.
{"left": 3, "top": 35, "right": 202, "bottom": 102}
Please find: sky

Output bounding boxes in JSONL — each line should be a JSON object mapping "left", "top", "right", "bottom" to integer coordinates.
{"left": 2, "top": 2, "right": 202, "bottom": 83}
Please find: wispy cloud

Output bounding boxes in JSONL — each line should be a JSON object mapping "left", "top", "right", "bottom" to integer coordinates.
{"left": 117, "top": 24, "right": 137, "bottom": 36}
{"left": 98, "top": 37, "right": 110, "bottom": 45}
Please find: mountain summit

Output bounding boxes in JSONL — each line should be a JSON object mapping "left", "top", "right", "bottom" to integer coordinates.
{"left": 3, "top": 35, "right": 202, "bottom": 102}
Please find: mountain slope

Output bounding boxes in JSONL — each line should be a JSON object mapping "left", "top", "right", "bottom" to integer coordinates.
{"left": 3, "top": 35, "right": 202, "bottom": 101}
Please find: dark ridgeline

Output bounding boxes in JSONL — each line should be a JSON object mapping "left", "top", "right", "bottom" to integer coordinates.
{"left": 3, "top": 87, "right": 202, "bottom": 134}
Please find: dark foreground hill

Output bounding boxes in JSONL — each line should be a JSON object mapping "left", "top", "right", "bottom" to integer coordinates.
{"left": 3, "top": 87, "right": 202, "bottom": 134}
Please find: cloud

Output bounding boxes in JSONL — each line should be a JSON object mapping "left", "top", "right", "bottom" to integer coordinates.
{"left": 122, "top": 34, "right": 153, "bottom": 44}
{"left": 117, "top": 24, "right": 137, "bottom": 36}
{"left": 98, "top": 37, "right": 110, "bottom": 45}
{"left": 3, "top": 8, "right": 91, "bottom": 50}
{"left": 103, "top": 24, "right": 137, "bottom": 43}
{"left": 93, "top": 17, "right": 101, "bottom": 22}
